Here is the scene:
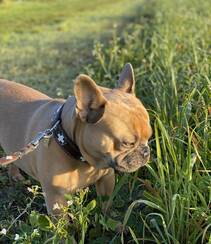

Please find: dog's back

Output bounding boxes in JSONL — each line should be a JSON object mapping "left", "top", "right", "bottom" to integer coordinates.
{"left": 0, "top": 79, "right": 50, "bottom": 152}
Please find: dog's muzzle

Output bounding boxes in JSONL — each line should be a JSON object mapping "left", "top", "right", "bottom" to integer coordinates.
{"left": 109, "top": 144, "right": 150, "bottom": 173}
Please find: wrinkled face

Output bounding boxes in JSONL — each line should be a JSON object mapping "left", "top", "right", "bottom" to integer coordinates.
{"left": 74, "top": 63, "right": 152, "bottom": 173}
{"left": 79, "top": 90, "right": 152, "bottom": 173}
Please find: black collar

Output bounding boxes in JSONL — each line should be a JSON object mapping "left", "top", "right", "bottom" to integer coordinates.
{"left": 52, "top": 104, "right": 83, "bottom": 160}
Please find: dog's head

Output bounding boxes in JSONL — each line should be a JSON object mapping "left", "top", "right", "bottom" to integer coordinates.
{"left": 74, "top": 63, "right": 152, "bottom": 173}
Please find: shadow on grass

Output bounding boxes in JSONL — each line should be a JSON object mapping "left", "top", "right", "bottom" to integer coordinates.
{"left": 0, "top": 0, "right": 154, "bottom": 98}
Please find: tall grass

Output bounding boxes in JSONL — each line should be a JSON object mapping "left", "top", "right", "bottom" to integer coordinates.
{"left": 87, "top": 0, "right": 211, "bottom": 242}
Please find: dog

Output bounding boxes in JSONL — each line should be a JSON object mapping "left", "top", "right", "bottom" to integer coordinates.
{"left": 0, "top": 63, "right": 152, "bottom": 214}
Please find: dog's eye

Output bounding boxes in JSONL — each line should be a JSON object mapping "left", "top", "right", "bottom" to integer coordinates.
{"left": 122, "top": 140, "right": 135, "bottom": 148}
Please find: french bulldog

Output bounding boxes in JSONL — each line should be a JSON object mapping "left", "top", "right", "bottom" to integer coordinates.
{"left": 0, "top": 63, "right": 152, "bottom": 214}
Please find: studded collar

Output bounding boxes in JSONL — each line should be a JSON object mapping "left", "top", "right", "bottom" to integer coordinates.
{"left": 52, "top": 104, "right": 83, "bottom": 161}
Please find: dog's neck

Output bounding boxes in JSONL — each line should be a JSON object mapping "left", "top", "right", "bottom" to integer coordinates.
{"left": 60, "top": 96, "right": 80, "bottom": 145}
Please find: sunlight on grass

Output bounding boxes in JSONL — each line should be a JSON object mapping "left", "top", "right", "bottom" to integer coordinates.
{"left": 0, "top": 0, "right": 142, "bottom": 97}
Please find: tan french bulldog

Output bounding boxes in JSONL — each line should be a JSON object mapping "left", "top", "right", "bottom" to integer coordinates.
{"left": 0, "top": 64, "right": 152, "bottom": 214}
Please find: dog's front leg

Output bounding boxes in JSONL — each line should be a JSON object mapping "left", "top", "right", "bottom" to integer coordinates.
{"left": 95, "top": 168, "right": 115, "bottom": 213}
{"left": 43, "top": 186, "right": 68, "bottom": 215}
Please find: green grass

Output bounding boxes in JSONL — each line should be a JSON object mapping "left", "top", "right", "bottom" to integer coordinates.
{"left": 0, "top": 0, "right": 211, "bottom": 243}
{"left": 0, "top": 0, "right": 139, "bottom": 34}
{"left": 0, "top": 0, "right": 142, "bottom": 97}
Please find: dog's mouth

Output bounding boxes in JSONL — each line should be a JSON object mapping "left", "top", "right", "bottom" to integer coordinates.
{"left": 109, "top": 145, "right": 150, "bottom": 173}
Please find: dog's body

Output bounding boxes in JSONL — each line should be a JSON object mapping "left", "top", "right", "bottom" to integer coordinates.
{"left": 0, "top": 64, "right": 152, "bottom": 214}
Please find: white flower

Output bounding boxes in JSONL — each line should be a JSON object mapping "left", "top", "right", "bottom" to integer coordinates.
{"left": 53, "top": 203, "right": 60, "bottom": 210}
{"left": 0, "top": 228, "right": 7, "bottom": 235}
{"left": 27, "top": 187, "right": 33, "bottom": 193}
{"left": 33, "top": 229, "right": 39, "bottom": 234}
{"left": 14, "top": 234, "right": 20, "bottom": 241}
{"left": 32, "top": 228, "right": 40, "bottom": 237}
{"left": 67, "top": 200, "right": 73, "bottom": 206}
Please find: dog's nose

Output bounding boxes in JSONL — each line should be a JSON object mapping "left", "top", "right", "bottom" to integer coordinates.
{"left": 141, "top": 145, "right": 150, "bottom": 158}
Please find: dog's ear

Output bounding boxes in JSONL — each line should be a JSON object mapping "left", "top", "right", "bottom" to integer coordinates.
{"left": 117, "top": 63, "right": 135, "bottom": 95}
{"left": 74, "top": 75, "right": 107, "bottom": 123}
